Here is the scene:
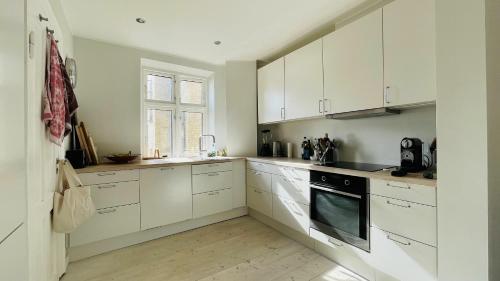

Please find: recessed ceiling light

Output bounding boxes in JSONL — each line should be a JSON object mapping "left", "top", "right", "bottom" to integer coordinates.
{"left": 214, "top": 40, "right": 222, "bottom": 46}
{"left": 136, "top": 18, "right": 146, "bottom": 24}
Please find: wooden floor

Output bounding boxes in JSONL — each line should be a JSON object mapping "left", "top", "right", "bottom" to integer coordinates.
{"left": 63, "top": 216, "right": 364, "bottom": 281}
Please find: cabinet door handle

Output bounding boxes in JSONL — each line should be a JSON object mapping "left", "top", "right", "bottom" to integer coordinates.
{"left": 281, "top": 107, "right": 285, "bottom": 120}
{"left": 97, "top": 184, "right": 116, "bottom": 189}
{"left": 386, "top": 182, "right": 411, "bottom": 189}
{"left": 208, "top": 191, "right": 220, "bottom": 196}
{"left": 328, "top": 238, "right": 343, "bottom": 247}
{"left": 386, "top": 200, "right": 411, "bottom": 208}
{"left": 318, "top": 100, "right": 323, "bottom": 113}
{"left": 208, "top": 172, "right": 220, "bottom": 177}
{"left": 208, "top": 164, "right": 219, "bottom": 167}
{"left": 323, "top": 99, "right": 329, "bottom": 113}
{"left": 384, "top": 86, "right": 391, "bottom": 104}
{"left": 98, "top": 208, "right": 117, "bottom": 214}
{"left": 254, "top": 189, "right": 263, "bottom": 194}
{"left": 160, "top": 167, "right": 174, "bottom": 171}
{"left": 386, "top": 234, "right": 411, "bottom": 246}
{"left": 97, "top": 172, "right": 116, "bottom": 176}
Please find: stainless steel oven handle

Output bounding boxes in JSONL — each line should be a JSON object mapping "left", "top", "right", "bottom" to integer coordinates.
{"left": 310, "top": 184, "right": 362, "bottom": 199}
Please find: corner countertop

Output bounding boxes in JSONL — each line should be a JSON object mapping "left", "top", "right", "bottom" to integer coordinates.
{"left": 75, "top": 156, "right": 246, "bottom": 174}
{"left": 246, "top": 157, "right": 437, "bottom": 188}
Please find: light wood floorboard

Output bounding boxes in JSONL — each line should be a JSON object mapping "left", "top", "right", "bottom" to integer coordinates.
{"left": 62, "top": 216, "right": 364, "bottom": 281}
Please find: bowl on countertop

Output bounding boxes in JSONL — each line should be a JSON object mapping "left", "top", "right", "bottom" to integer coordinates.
{"left": 105, "top": 152, "right": 140, "bottom": 164}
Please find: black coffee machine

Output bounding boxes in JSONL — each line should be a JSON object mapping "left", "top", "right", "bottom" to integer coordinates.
{"left": 400, "top": 137, "right": 424, "bottom": 172}
{"left": 260, "top": 130, "right": 273, "bottom": 157}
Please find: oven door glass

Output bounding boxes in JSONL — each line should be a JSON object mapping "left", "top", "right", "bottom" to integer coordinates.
{"left": 311, "top": 188, "right": 365, "bottom": 239}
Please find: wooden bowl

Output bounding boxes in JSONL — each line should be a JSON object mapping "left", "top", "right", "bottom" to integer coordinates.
{"left": 105, "top": 153, "right": 140, "bottom": 164}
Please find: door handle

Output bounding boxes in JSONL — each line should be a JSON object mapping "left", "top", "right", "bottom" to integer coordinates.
{"left": 207, "top": 172, "right": 220, "bottom": 177}
{"left": 160, "top": 167, "right": 174, "bottom": 171}
{"left": 208, "top": 191, "right": 220, "bottom": 196}
{"left": 384, "top": 86, "right": 391, "bottom": 104}
{"left": 281, "top": 107, "right": 285, "bottom": 120}
{"left": 319, "top": 100, "right": 323, "bottom": 113}
{"left": 323, "top": 99, "right": 329, "bottom": 113}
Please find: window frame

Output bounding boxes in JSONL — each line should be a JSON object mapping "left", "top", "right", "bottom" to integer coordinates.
{"left": 141, "top": 67, "right": 208, "bottom": 158}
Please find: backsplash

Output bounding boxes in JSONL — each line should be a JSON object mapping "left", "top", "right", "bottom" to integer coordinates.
{"left": 258, "top": 105, "right": 436, "bottom": 166}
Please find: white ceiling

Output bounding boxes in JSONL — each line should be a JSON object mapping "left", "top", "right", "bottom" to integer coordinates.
{"left": 61, "top": 0, "right": 367, "bottom": 65}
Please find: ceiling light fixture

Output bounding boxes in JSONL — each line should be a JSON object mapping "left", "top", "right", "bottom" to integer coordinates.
{"left": 136, "top": 18, "right": 146, "bottom": 24}
{"left": 214, "top": 40, "right": 222, "bottom": 46}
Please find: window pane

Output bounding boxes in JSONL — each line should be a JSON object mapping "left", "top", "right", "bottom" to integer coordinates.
{"left": 145, "top": 109, "right": 172, "bottom": 157}
{"left": 146, "top": 74, "right": 173, "bottom": 102}
{"left": 180, "top": 80, "right": 203, "bottom": 104}
{"left": 182, "top": 111, "right": 203, "bottom": 155}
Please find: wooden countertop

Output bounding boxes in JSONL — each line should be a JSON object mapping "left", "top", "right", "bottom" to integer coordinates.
{"left": 246, "top": 157, "right": 437, "bottom": 188}
{"left": 75, "top": 157, "right": 245, "bottom": 173}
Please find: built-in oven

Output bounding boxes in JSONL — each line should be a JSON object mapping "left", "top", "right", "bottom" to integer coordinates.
{"left": 310, "top": 170, "right": 370, "bottom": 252}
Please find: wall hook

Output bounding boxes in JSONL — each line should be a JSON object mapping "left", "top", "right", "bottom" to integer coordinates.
{"left": 46, "top": 27, "right": 54, "bottom": 35}
{"left": 39, "top": 14, "right": 48, "bottom": 22}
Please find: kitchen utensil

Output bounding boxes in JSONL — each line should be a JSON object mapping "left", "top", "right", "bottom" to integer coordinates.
{"left": 272, "top": 141, "right": 281, "bottom": 157}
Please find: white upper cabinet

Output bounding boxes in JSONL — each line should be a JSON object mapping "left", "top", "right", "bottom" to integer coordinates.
{"left": 284, "top": 39, "right": 324, "bottom": 120}
{"left": 258, "top": 58, "right": 285, "bottom": 124}
{"left": 383, "top": 0, "right": 436, "bottom": 107}
{"left": 323, "top": 9, "right": 384, "bottom": 114}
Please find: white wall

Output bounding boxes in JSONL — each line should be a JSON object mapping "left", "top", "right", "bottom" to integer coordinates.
{"left": 74, "top": 37, "right": 227, "bottom": 156}
{"left": 486, "top": 0, "right": 500, "bottom": 279}
{"left": 225, "top": 61, "right": 258, "bottom": 156}
{"left": 260, "top": 106, "right": 436, "bottom": 165}
{"left": 436, "top": 0, "right": 490, "bottom": 280}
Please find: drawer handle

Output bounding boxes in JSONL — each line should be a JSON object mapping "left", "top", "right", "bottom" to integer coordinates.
{"left": 386, "top": 235, "right": 411, "bottom": 246}
{"left": 97, "top": 172, "right": 116, "bottom": 176}
{"left": 386, "top": 182, "right": 411, "bottom": 189}
{"left": 386, "top": 200, "right": 411, "bottom": 208}
{"left": 208, "top": 191, "right": 220, "bottom": 196}
{"left": 328, "top": 238, "right": 343, "bottom": 247}
{"left": 208, "top": 164, "right": 220, "bottom": 167}
{"left": 254, "top": 189, "right": 263, "bottom": 194}
{"left": 160, "top": 167, "right": 174, "bottom": 171}
{"left": 253, "top": 172, "right": 262, "bottom": 176}
{"left": 208, "top": 172, "right": 220, "bottom": 177}
{"left": 97, "top": 184, "right": 116, "bottom": 189}
{"left": 97, "top": 208, "right": 117, "bottom": 214}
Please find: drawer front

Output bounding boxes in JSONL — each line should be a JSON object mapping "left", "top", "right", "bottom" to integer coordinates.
{"left": 90, "top": 181, "right": 139, "bottom": 209}
{"left": 79, "top": 170, "right": 139, "bottom": 185}
{"left": 371, "top": 194, "right": 437, "bottom": 246}
{"left": 275, "top": 166, "right": 309, "bottom": 181}
{"left": 70, "top": 203, "right": 140, "bottom": 247}
{"left": 247, "top": 169, "right": 272, "bottom": 192}
{"left": 193, "top": 189, "right": 233, "bottom": 218}
{"left": 247, "top": 161, "right": 278, "bottom": 174}
{"left": 272, "top": 175, "right": 310, "bottom": 204}
{"left": 192, "top": 162, "right": 232, "bottom": 174}
{"left": 272, "top": 195, "right": 309, "bottom": 234}
{"left": 371, "top": 178, "right": 436, "bottom": 206}
{"left": 247, "top": 187, "right": 272, "bottom": 217}
{"left": 192, "top": 171, "right": 232, "bottom": 194}
{"left": 372, "top": 227, "right": 437, "bottom": 281}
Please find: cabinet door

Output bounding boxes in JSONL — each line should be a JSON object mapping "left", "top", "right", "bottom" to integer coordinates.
{"left": 140, "top": 166, "right": 192, "bottom": 230}
{"left": 285, "top": 39, "right": 324, "bottom": 120}
{"left": 192, "top": 171, "right": 232, "bottom": 194}
{"left": 272, "top": 195, "right": 309, "bottom": 234}
{"left": 258, "top": 58, "right": 285, "bottom": 123}
{"left": 323, "top": 9, "right": 383, "bottom": 113}
{"left": 247, "top": 187, "right": 272, "bottom": 217}
{"left": 193, "top": 189, "right": 233, "bottom": 218}
{"left": 0, "top": 224, "right": 27, "bottom": 281}
{"left": 383, "top": 0, "right": 436, "bottom": 107}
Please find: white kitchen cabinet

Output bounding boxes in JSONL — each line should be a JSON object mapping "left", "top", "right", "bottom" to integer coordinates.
{"left": 383, "top": 0, "right": 436, "bottom": 107}
{"left": 89, "top": 181, "right": 140, "bottom": 209}
{"left": 370, "top": 179, "right": 436, "bottom": 206}
{"left": 70, "top": 204, "right": 140, "bottom": 247}
{"left": 247, "top": 161, "right": 279, "bottom": 174}
{"left": 247, "top": 169, "right": 272, "bottom": 192}
{"left": 371, "top": 227, "right": 437, "bottom": 281}
{"left": 0, "top": 224, "right": 27, "bottom": 281}
{"left": 284, "top": 39, "right": 324, "bottom": 120}
{"left": 371, "top": 194, "right": 437, "bottom": 246}
{"left": 258, "top": 58, "right": 285, "bottom": 123}
{"left": 140, "top": 166, "right": 192, "bottom": 230}
{"left": 272, "top": 174, "right": 310, "bottom": 205}
{"left": 79, "top": 169, "right": 139, "bottom": 185}
{"left": 323, "top": 9, "right": 383, "bottom": 113}
{"left": 247, "top": 187, "right": 273, "bottom": 217}
{"left": 272, "top": 195, "right": 309, "bottom": 234}
{"left": 192, "top": 171, "right": 232, "bottom": 194}
{"left": 192, "top": 162, "right": 232, "bottom": 174}
{"left": 232, "top": 159, "right": 247, "bottom": 208}
{"left": 193, "top": 189, "right": 233, "bottom": 218}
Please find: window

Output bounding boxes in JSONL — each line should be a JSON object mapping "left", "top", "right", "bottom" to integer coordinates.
{"left": 142, "top": 69, "right": 208, "bottom": 157}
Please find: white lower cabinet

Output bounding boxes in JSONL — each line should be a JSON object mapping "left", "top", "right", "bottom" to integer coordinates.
{"left": 371, "top": 227, "right": 437, "bottom": 281}
{"left": 192, "top": 171, "right": 232, "bottom": 194}
{"left": 89, "top": 181, "right": 140, "bottom": 209}
{"left": 247, "top": 186, "right": 273, "bottom": 217}
{"left": 272, "top": 195, "right": 309, "bottom": 234}
{"left": 247, "top": 169, "right": 272, "bottom": 192}
{"left": 272, "top": 174, "right": 310, "bottom": 205}
{"left": 70, "top": 204, "right": 140, "bottom": 247}
{"left": 0, "top": 224, "right": 27, "bottom": 281}
{"left": 371, "top": 194, "right": 437, "bottom": 246}
{"left": 193, "top": 189, "right": 233, "bottom": 218}
{"left": 140, "top": 166, "right": 192, "bottom": 230}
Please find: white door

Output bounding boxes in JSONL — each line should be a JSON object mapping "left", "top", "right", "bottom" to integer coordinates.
{"left": 284, "top": 39, "right": 324, "bottom": 119}
{"left": 383, "top": 0, "right": 436, "bottom": 107}
{"left": 26, "top": 0, "right": 69, "bottom": 279}
{"left": 140, "top": 166, "right": 193, "bottom": 230}
{"left": 0, "top": 225, "right": 28, "bottom": 281}
{"left": 323, "top": 9, "right": 384, "bottom": 113}
{"left": 258, "top": 58, "right": 285, "bottom": 123}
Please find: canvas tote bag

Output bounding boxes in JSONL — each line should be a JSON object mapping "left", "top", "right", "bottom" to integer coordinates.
{"left": 53, "top": 160, "right": 95, "bottom": 233}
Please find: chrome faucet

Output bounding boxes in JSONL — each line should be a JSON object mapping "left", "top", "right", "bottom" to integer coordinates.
{"left": 199, "top": 135, "right": 216, "bottom": 155}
